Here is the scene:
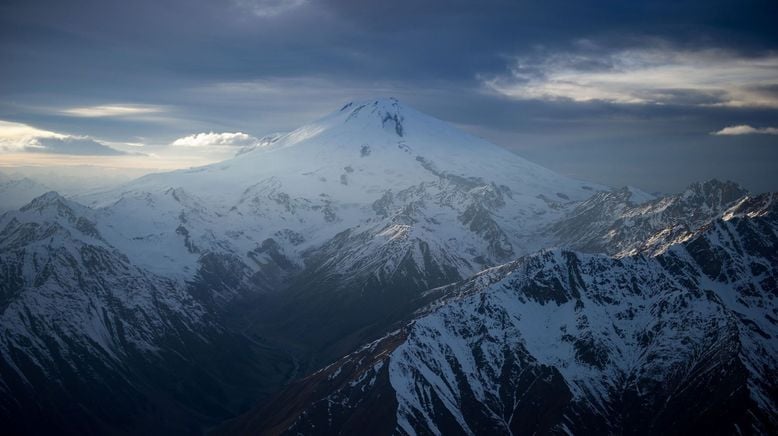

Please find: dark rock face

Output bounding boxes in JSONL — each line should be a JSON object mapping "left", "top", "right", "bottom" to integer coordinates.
{"left": 220, "top": 330, "right": 407, "bottom": 436}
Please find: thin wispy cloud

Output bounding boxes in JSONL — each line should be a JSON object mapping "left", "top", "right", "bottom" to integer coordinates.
{"left": 713, "top": 125, "right": 778, "bottom": 135}
{"left": 190, "top": 76, "right": 430, "bottom": 131}
{"left": 29, "top": 137, "right": 132, "bottom": 155}
{"left": 0, "top": 120, "right": 61, "bottom": 150}
{"left": 483, "top": 48, "right": 778, "bottom": 108}
{"left": 233, "top": 0, "right": 307, "bottom": 18}
{"left": 62, "top": 104, "right": 164, "bottom": 118}
{"left": 0, "top": 120, "right": 131, "bottom": 155}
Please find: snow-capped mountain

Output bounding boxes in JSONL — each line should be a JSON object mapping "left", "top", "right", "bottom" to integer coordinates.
{"left": 1, "top": 98, "right": 775, "bottom": 434}
{"left": 0, "top": 175, "right": 51, "bottom": 213}
{"left": 0, "top": 192, "right": 296, "bottom": 434}
{"left": 80, "top": 98, "right": 600, "bottom": 280}
{"left": 74, "top": 97, "right": 606, "bottom": 362}
{"left": 552, "top": 179, "right": 749, "bottom": 256}
{"left": 232, "top": 192, "right": 778, "bottom": 435}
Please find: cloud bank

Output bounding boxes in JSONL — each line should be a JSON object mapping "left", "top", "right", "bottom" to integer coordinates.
{"left": 171, "top": 131, "right": 285, "bottom": 157}
{"left": 171, "top": 131, "right": 259, "bottom": 147}
{"left": 713, "top": 125, "right": 778, "bottom": 135}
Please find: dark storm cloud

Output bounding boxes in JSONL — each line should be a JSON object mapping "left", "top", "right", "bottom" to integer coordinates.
{"left": 0, "top": 0, "right": 777, "bottom": 192}
{"left": 3, "top": 0, "right": 776, "bottom": 89}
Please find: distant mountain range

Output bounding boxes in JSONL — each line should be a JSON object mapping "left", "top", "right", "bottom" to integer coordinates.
{"left": 1, "top": 98, "right": 775, "bottom": 434}
{"left": 0, "top": 175, "right": 51, "bottom": 213}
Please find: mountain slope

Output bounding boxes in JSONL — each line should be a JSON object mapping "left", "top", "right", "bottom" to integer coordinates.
{"left": 0, "top": 193, "right": 294, "bottom": 434}
{"left": 233, "top": 192, "right": 778, "bottom": 435}
{"left": 75, "top": 97, "right": 607, "bottom": 364}
{"left": 82, "top": 98, "right": 602, "bottom": 280}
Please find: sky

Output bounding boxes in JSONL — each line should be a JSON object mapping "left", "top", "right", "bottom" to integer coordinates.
{"left": 1, "top": 0, "right": 777, "bottom": 193}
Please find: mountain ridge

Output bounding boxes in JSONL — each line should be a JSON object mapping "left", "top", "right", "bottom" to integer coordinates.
{"left": 228, "top": 192, "right": 778, "bottom": 435}
{"left": 0, "top": 99, "right": 775, "bottom": 434}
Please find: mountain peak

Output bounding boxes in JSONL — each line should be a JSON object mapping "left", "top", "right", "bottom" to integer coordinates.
{"left": 20, "top": 191, "right": 69, "bottom": 210}
{"left": 18, "top": 191, "right": 92, "bottom": 222}
{"left": 91, "top": 95, "right": 600, "bottom": 215}
{"left": 338, "top": 97, "right": 405, "bottom": 137}
{"left": 681, "top": 179, "right": 748, "bottom": 208}
{"left": 339, "top": 96, "right": 401, "bottom": 112}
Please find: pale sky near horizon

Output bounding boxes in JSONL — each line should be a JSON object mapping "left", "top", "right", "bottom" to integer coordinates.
{"left": 1, "top": 0, "right": 777, "bottom": 193}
